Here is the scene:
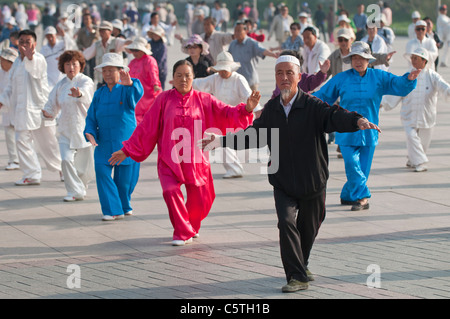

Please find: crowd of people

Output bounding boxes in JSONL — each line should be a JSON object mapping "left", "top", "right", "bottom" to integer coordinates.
{"left": 0, "top": 1, "right": 450, "bottom": 293}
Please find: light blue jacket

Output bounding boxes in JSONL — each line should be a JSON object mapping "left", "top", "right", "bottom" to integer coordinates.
{"left": 313, "top": 68, "right": 417, "bottom": 146}
{"left": 84, "top": 79, "right": 144, "bottom": 165}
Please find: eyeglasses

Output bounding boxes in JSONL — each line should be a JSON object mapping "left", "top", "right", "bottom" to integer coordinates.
{"left": 415, "top": 27, "right": 426, "bottom": 31}
{"left": 338, "top": 37, "right": 349, "bottom": 42}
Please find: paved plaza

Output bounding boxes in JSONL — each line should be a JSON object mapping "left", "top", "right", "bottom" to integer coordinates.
{"left": 0, "top": 28, "right": 450, "bottom": 303}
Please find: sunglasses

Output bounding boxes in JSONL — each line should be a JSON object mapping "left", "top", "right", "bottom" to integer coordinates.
{"left": 186, "top": 45, "right": 200, "bottom": 49}
{"left": 338, "top": 37, "right": 349, "bottom": 42}
{"left": 415, "top": 27, "right": 426, "bottom": 31}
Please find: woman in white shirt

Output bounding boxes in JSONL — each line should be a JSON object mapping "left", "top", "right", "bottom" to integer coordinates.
{"left": 42, "top": 50, "right": 95, "bottom": 201}
{"left": 381, "top": 47, "right": 450, "bottom": 172}
{"left": 193, "top": 51, "right": 261, "bottom": 179}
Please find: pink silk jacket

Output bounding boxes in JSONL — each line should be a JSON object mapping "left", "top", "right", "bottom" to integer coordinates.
{"left": 128, "top": 54, "right": 162, "bottom": 124}
{"left": 122, "top": 88, "right": 254, "bottom": 186}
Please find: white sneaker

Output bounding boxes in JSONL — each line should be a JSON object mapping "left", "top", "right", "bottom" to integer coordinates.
{"left": 15, "top": 178, "right": 40, "bottom": 186}
{"left": 124, "top": 210, "right": 133, "bottom": 216}
{"left": 5, "top": 162, "right": 19, "bottom": 170}
{"left": 222, "top": 172, "right": 243, "bottom": 179}
{"left": 193, "top": 233, "right": 200, "bottom": 238}
{"left": 172, "top": 238, "right": 193, "bottom": 246}
{"left": 63, "top": 196, "right": 84, "bottom": 202}
{"left": 102, "top": 214, "right": 124, "bottom": 221}
{"left": 414, "top": 164, "right": 428, "bottom": 172}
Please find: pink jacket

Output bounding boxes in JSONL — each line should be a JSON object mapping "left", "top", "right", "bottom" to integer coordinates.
{"left": 122, "top": 88, "right": 253, "bottom": 186}
{"left": 128, "top": 54, "right": 162, "bottom": 124}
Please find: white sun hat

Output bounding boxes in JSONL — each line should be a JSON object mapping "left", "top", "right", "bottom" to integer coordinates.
{"left": 126, "top": 37, "right": 152, "bottom": 55}
{"left": 411, "top": 11, "right": 421, "bottom": 19}
{"left": 44, "top": 26, "right": 57, "bottom": 35}
{"left": 404, "top": 47, "right": 430, "bottom": 69}
{"left": 94, "top": 53, "right": 129, "bottom": 72}
{"left": 111, "top": 19, "right": 123, "bottom": 31}
{"left": 407, "top": 47, "right": 429, "bottom": 61}
{"left": 211, "top": 51, "right": 241, "bottom": 72}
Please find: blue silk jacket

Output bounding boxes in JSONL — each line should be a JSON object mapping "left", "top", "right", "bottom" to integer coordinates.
{"left": 314, "top": 68, "right": 417, "bottom": 146}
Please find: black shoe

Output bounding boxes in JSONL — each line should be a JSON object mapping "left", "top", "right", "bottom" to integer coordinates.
{"left": 341, "top": 199, "right": 358, "bottom": 205}
{"left": 351, "top": 201, "right": 370, "bottom": 211}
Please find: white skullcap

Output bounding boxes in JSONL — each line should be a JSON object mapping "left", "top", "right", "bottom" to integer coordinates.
{"left": 275, "top": 55, "right": 300, "bottom": 67}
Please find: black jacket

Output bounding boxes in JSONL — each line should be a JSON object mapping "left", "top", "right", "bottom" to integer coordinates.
{"left": 222, "top": 91, "right": 362, "bottom": 199}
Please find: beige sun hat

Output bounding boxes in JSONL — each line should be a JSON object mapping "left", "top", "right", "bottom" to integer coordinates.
{"left": 94, "top": 53, "right": 130, "bottom": 72}
{"left": 126, "top": 37, "right": 152, "bottom": 55}
{"left": 0, "top": 48, "right": 19, "bottom": 63}
{"left": 211, "top": 51, "right": 241, "bottom": 72}
{"left": 336, "top": 27, "right": 353, "bottom": 40}
{"left": 343, "top": 41, "right": 376, "bottom": 64}
{"left": 147, "top": 25, "right": 167, "bottom": 43}
{"left": 99, "top": 21, "right": 113, "bottom": 31}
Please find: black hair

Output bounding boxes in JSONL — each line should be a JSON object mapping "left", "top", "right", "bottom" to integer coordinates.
{"left": 279, "top": 50, "right": 304, "bottom": 67}
{"left": 302, "top": 26, "right": 317, "bottom": 36}
{"left": 172, "top": 59, "right": 194, "bottom": 76}
{"left": 18, "top": 29, "right": 37, "bottom": 41}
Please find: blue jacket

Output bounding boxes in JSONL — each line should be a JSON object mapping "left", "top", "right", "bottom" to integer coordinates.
{"left": 84, "top": 79, "right": 144, "bottom": 165}
{"left": 314, "top": 68, "right": 417, "bottom": 146}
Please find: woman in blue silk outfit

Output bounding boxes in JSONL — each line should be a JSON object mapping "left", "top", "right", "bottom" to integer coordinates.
{"left": 314, "top": 42, "right": 421, "bottom": 211}
{"left": 84, "top": 53, "right": 144, "bottom": 221}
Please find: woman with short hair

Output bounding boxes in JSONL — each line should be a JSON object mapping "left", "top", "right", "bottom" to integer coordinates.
{"left": 84, "top": 53, "right": 144, "bottom": 221}
{"left": 43, "top": 50, "right": 95, "bottom": 202}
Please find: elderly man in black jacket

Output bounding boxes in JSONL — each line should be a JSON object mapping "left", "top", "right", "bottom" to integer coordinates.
{"left": 199, "top": 55, "right": 380, "bottom": 293}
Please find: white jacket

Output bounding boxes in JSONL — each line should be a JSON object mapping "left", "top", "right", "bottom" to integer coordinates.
{"left": 0, "top": 68, "right": 12, "bottom": 126}
{"left": 0, "top": 52, "right": 52, "bottom": 131}
{"left": 43, "top": 73, "right": 95, "bottom": 149}
{"left": 361, "top": 34, "right": 388, "bottom": 71}
{"left": 437, "top": 13, "right": 450, "bottom": 42}
{"left": 192, "top": 72, "right": 262, "bottom": 111}
{"left": 40, "top": 39, "right": 66, "bottom": 90}
{"left": 302, "top": 39, "right": 331, "bottom": 74}
{"left": 405, "top": 37, "right": 438, "bottom": 69}
{"left": 381, "top": 68, "right": 450, "bottom": 128}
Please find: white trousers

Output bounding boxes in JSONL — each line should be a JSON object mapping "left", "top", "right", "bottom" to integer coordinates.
{"left": 404, "top": 126, "right": 433, "bottom": 166}
{"left": 15, "top": 124, "right": 61, "bottom": 180}
{"left": 441, "top": 40, "right": 450, "bottom": 65}
{"left": 4, "top": 124, "right": 18, "bottom": 164}
{"left": 222, "top": 147, "right": 244, "bottom": 176}
{"left": 59, "top": 139, "right": 95, "bottom": 197}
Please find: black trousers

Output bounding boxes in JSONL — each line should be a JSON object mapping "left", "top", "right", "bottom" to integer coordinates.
{"left": 274, "top": 188, "right": 326, "bottom": 283}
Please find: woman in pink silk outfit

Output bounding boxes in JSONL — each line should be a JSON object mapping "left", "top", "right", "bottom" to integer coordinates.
{"left": 109, "top": 60, "right": 261, "bottom": 246}
{"left": 126, "top": 37, "right": 162, "bottom": 124}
